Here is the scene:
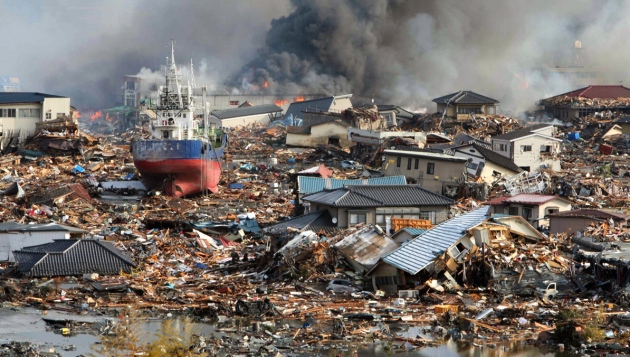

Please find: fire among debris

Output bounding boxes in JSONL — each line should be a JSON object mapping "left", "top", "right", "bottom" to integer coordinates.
{"left": 90, "top": 111, "right": 103, "bottom": 121}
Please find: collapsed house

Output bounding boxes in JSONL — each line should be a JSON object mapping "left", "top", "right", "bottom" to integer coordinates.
{"left": 13, "top": 239, "right": 136, "bottom": 277}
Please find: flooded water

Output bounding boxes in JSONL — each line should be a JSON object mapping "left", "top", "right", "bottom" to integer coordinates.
{"left": 0, "top": 307, "right": 573, "bottom": 357}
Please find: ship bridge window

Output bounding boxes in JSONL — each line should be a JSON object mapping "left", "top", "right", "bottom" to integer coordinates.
{"left": 183, "top": 114, "right": 186, "bottom": 118}
{"left": 162, "top": 131, "right": 169, "bottom": 139}
{"left": 168, "top": 118, "right": 175, "bottom": 125}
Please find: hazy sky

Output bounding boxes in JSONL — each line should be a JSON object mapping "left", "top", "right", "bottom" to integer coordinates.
{"left": 2, "top": 0, "right": 629, "bottom": 114}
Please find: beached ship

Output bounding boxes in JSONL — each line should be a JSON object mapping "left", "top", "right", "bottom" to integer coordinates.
{"left": 132, "top": 43, "right": 225, "bottom": 197}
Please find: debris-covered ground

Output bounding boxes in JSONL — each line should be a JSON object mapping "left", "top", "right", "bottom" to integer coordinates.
{"left": 4, "top": 112, "right": 630, "bottom": 356}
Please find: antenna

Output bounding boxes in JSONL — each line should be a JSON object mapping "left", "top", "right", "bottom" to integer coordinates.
{"left": 572, "top": 40, "right": 584, "bottom": 67}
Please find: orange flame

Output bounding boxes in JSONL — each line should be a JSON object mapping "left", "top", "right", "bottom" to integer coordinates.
{"left": 263, "top": 81, "right": 269, "bottom": 88}
{"left": 274, "top": 99, "right": 289, "bottom": 106}
{"left": 90, "top": 111, "right": 103, "bottom": 121}
{"left": 514, "top": 74, "right": 529, "bottom": 89}
{"left": 73, "top": 110, "right": 80, "bottom": 119}
{"left": 294, "top": 96, "right": 305, "bottom": 102}
{"left": 105, "top": 113, "right": 112, "bottom": 122}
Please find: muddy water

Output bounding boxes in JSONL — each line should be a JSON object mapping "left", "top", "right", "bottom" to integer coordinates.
{"left": 0, "top": 307, "right": 565, "bottom": 357}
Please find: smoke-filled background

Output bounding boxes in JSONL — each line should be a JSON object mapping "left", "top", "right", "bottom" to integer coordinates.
{"left": 1, "top": 0, "right": 629, "bottom": 114}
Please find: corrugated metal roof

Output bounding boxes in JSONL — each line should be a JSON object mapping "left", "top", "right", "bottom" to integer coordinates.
{"left": 334, "top": 226, "right": 399, "bottom": 269}
{"left": 383, "top": 206, "right": 491, "bottom": 275}
{"left": 211, "top": 104, "right": 282, "bottom": 120}
{"left": 432, "top": 91, "right": 499, "bottom": 104}
{"left": 298, "top": 175, "right": 406, "bottom": 194}
{"left": 0, "top": 92, "right": 67, "bottom": 104}
{"left": 303, "top": 185, "right": 455, "bottom": 207}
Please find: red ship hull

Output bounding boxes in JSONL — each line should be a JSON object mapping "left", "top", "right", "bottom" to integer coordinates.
{"left": 134, "top": 158, "right": 222, "bottom": 197}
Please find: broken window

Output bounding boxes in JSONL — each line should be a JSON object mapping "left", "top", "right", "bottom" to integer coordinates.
{"left": 427, "top": 162, "right": 435, "bottom": 175}
{"left": 229, "top": 100, "right": 239, "bottom": 106}
{"left": 328, "top": 137, "right": 340, "bottom": 146}
{"left": 375, "top": 275, "right": 401, "bottom": 286}
{"left": 540, "top": 145, "right": 551, "bottom": 153}
{"left": 546, "top": 207, "right": 559, "bottom": 215}
{"left": 466, "top": 162, "right": 478, "bottom": 170}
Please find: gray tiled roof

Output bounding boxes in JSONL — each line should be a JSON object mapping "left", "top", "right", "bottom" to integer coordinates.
{"left": 14, "top": 239, "right": 136, "bottom": 277}
{"left": 0, "top": 92, "right": 67, "bottom": 104}
{"left": 211, "top": 104, "right": 282, "bottom": 120}
{"left": 303, "top": 185, "right": 455, "bottom": 207}
{"left": 471, "top": 144, "right": 522, "bottom": 172}
{"left": 491, "top": 124, "right": 553, "bottom": 141}
{"left": 263, "top": 210, "right": 339, "bottom": 235}
{"left": 432, "top": 91, "right": 499, "bottom": 104}
{"left": 383, "top": 206, "right": 490, "bottom": 275}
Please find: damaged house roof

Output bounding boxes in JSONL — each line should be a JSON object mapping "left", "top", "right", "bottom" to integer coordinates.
{"left": 284, "top": 94, "right": 353, "bottom": 120}
{"left": 334, "top": 226, "right": 399, "bottom": 272}
{"left": 14, "top": 239, "right": 136, "bottom": 277}
{"left": 303, "top": 185, "right": 455, "bottom": 207}
{"left": 432, "top": 91, "right": 499, "bottom": 105}
{"left": 550, "top": 85, "right": 630, "bottom": 100}
{"left": 383, "top": 206, "right": 491, "bottom": 275}
{"left": 454, "top": 144, "right": 522, "bottom": 173}
{"left": 263, "top": 210, "right": 339, "bottom": 235}
{"left": 211, "top": 104, "right": 283, "bottom": 120}
{"left": 491, "top": 124, "right": 555, "bottom": 141}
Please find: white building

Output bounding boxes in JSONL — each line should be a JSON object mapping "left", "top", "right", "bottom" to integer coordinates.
{"left": 0, "top": 222, "right": 87, "bottom": 262}
{"left": 0, "top": 92, "right": 71, "bottom": 141}
{"left": 490, "top": 124, "right": 562, "bottom": 172}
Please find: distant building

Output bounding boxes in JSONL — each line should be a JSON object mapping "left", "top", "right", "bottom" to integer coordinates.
{"left": 432, "top": 91, "right": 499, "bottom": 120}
{"left": 205, "top": 93, "right": 323, "bottom": 112}
{"left": 122, "top": 75, "right": 141, "bottom": 107}
{"left": 209, "top": 103, "right": 282, "bottom": 129}
{"left": 284, "top": 94, "right": 353, "bottom": 121}
{"left": 541, "top": 85, "right": 630, "bottom": 119}
{"left": 0, "top": 76, "right": 21, "bottom": 92}
{"left": 0, "top": 92, "right": 71, "bottom": 141}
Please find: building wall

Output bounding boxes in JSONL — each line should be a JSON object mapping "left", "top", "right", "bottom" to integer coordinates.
{"left": 512, "top": 136, "right": 561, "bottom": 171}
{"left": 369, "top": 263, "right": 401, "bottom": 295}
{"left": 549, "top": 216, "right": 597, "bottom": 235}
{"left": 286, "top": 122, "right": 352, "bottom": 148}
{"left": 480, "top": 160, "right": 519, "bottom": 183}
{"left": 382, "top": 154, "right": 466, "bottom": 194}
{"left": 493, "top": 198, "right": 570, "bottom": 228}
{"left": 491, "top": 138, "right": 512, "bottom": 159}
{"left": 208, "top": 113, "right": 272, "bottom": 129}
{"left": 42, "top": 97, "right": 71, "bottom": 120}
{"left": 620, "top": 123, "right": 630, "bottom": 135}
{"left": 313, "top": 204, "right": 449, "bottom": 229}
{"left": 0, "top": 231, "right": 68, "bottom": 262}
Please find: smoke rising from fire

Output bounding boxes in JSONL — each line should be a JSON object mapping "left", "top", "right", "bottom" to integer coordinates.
{"left": 2, "top": 1, "right": 630, "bottom": 114}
